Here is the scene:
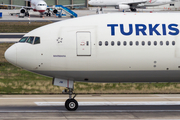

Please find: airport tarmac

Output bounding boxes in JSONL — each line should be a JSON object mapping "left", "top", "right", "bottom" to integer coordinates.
{"left": 0, "top": 8, "right": 180, "bottom": 22}
{"left": 0, "top": 33, "right": 24, "bottom": 43}
{"left": 0, "top": 94, "right": 180, "bottom": 119}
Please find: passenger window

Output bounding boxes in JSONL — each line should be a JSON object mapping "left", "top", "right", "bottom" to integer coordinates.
{"left": 105, "top": 41, "right": 108, "bottom": 46}
{"left": 99, "top": 41, "right": 102, "bottom": 46}
{"left": 123, "top": 41, "right": 127, "bottom": 46}
{"left": 111, "top": 41, "right": 114, "bottom": 46}
{"left": 160, "top": 41, "right": 163, "bottom": 46}
{"left": 26, "top": 37, "right": 34, "bottom": 44}
{"left": 117, "top": 41, "right": 121, "bottom": 46}
{"left": 34, "top": 37, "right": 40, "bottom": 44}
{"left": 19, "top": 37, "right": 28, "bottom": 43}
{"left": 166, "top": 41, "right": 169, "bottom": 46}
{"left": 172, "top": 41, "right": 175, "bottom": 46}
{"left": 130, "top": 41, "right": 133, "bottom": 46}
{"left": 154, "top": 41, "right": 157, "bottom": 46}
{"left": 148, "top": 41, "right": 151, "bottom": 46}
{"left": 142, "top": 41, "right": 145, "bottom": 46}
{"left": 136, "top": 41, "right": 139, "bottom": 46}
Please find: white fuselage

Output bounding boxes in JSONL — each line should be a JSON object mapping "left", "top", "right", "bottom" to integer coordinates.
{"left": 88, "top": 0, "right": 174, "bottom": 8}
{"left": 5, "top": 13, "right": 180, "bottom": 83}
{"left": 30, "top": 0, "right": 47, "bottom": 13}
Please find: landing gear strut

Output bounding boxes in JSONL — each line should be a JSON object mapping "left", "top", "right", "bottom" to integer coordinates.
{"left": 64, "top": 88, "right": 78, "bottom": 111}
{"left": 100, "top": 7, "right": 103, "bottom": 11}
{"left": 96, "top": 7, "right": 103, "bottom": 14}
{"left": 53, "top": 78, "right": 78, "bottom": 111}
{"left": 131, "top": 8, "right": 137, "bottom": 12}
{"left": 25, "top": 11, "right": 29, "bottom": 16}
{"left": 46, "top": 8, "right": 51, "bottom": 16}
{"left": 40, "top": 13, "right": 44, "bottom": 18}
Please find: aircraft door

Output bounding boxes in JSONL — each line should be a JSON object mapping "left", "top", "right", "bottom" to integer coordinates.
{"left": 76, "top": 32, "right": 91, "bottom": 56}
{"left": 175, "top": 35, "right": 180, "bottom": 58}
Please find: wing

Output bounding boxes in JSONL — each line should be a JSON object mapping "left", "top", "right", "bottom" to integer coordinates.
{"left": 121, "top": 0, "right": 148, "bottom": 6}
{"left": 63, "top": 4, "right": 85, "bottom": 7}
{"left": 47, "top": 3, "right": 85, "bottom": 8}
{"left": 0, "top": 4, "right": 33, "bottom": 9}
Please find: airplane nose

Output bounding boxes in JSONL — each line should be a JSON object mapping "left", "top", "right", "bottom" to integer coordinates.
{"left": 4, "top": 44, "right": 17, "bottom": 65}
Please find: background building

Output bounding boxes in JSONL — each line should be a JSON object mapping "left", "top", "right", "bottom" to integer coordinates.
{"left": 0, "top": 0, "right": 89, "bottom": 9}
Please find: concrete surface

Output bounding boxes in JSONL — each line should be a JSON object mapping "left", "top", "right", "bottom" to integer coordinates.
{"left": 0, "top": 94, "right": 180, "bottom": 119}
{"left": 0, "top": 8, "right": 179, "bottom": 22}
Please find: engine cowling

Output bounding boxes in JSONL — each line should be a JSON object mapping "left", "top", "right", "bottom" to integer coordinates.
{"left": 53, "top": 9, "right": 58, "bottom": 14}
{"left": 20, "top": 8, "right": 26, "bottom": 13}
{"left": 119, "top": 4, "right": 130, "bottom": 11}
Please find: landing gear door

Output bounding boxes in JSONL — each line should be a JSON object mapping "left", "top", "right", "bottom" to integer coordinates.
{"left": 76, "top": 32, "right": 91, "bottom": 56}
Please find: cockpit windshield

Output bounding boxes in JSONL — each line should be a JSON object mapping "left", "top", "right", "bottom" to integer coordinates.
{"left": 34, "top": 37, "right": 40, "bottom": 44}
{"left": 38, "top": 4, "right": 46, "bottom": 6}
{"left": 19, "top": 37, "right": 28, "bottom": 43}
{"left": 18, "top": 36, "right": 41, "bottom": 45}
{"left": 26, "top": 37, "right": 34, "bottom": 44}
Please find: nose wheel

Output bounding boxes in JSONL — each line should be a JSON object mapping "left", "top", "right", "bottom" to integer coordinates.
{"left": 65, "top": 99, "right": 78, "bottom": 111}
{"left": 63, "top": 88, "right": 78, "bottom": 111}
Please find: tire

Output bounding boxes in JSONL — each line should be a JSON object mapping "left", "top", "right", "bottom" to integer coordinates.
{"left": 65, "top": 99, "right": 78, "bottom": 111}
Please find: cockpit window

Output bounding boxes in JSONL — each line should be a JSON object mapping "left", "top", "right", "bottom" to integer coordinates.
{"left": 38, "top": 4, "right": 46, "bottom": 6}
{"left": 26, "top": 37, "right": 34, "bottom": 44}
{"left": 34, "top": 37, "right": 40, "bottom": 44}
{"left": 19, "top": 36, "right": 40, "bottom": 45}
{"left": 19, "top": 37, "right": 28, "bottom": 43}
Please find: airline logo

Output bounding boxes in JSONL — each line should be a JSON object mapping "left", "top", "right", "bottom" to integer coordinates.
{"left": 107, "top": 24, "right": 179, "bottom": 36}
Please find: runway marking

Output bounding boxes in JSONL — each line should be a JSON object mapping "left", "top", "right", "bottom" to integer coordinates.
{"left": 35, "top": 101, "right": 180, "bottom": 106}
{"left": 0, "top": 110, "right": 180, "bottom": 113}
{"left": 0, "top": 38, "right": 19, "bottom": 43}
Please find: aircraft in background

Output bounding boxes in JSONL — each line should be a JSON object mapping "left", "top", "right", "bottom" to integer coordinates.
{"left": 0, "top": 0, "right": 83, "bottom": 17}
{"left": 5, "top": 13, "right": 180, "bottom": 111}
{"left": 88, "top": 0, "right": 178, "bottom": 12}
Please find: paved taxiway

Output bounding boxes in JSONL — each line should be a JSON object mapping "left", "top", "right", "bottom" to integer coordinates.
{"left": 0, "top": 33, "right": 25, "bottom": 43}
{"left": 0, "top": 94, "right": 180, "bottom": 120}
{"left": 0, "top": 8, "right": 179, "bottom": 22}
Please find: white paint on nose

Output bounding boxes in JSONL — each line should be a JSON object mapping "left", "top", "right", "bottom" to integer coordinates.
{"left": 4, "top": 44, "right": 17, "bottom": 65}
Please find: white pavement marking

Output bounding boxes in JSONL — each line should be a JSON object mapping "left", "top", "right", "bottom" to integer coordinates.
{"left": 0, "top": 38, "right": 19, "bottom": 42}
{"left": 35, "top": 101, "right": 180, "bottom": 106}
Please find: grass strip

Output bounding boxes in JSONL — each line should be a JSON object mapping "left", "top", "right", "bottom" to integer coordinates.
{"left": 0, "top": 22, "right": 52, "bottom": 33}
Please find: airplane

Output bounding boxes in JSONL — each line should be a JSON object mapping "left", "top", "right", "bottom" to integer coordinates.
{"left": 88, "top": 0, "right": 177, "bottom": 12}
{"left": 4, "top": 13, "right": 180, "bottom": 111}
{"left": 0, "top": 0, "right": 83, "bottom": 17}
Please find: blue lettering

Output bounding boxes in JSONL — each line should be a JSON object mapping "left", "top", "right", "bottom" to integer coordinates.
{"left": 162, "top": 24, "right": 166, "bottom": 35}
{"left": 135, "top": 24, "right": 147, "bottom": 36}
{"left": 168, "top": 24, "right": 179, "bottom": 35}
{"left": 120, "top": 24, "right": 133, "bottom": 36}
{"left": 107, "top": 24, "right": 179, "bottom": 36}
{"left": 107, "top": 24, "right": 118, "bottom": 36}
{"left": 149, "top": 24, "right": 161, "bottom": 35}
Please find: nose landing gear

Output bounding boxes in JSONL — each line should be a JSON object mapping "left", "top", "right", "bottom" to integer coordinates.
{"left": 64, "top": 88, "right": 78, "bottom": 111}
{"left": 53, "top": 78, "right": 78, "bottom": 111}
